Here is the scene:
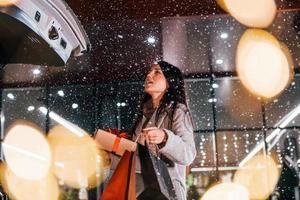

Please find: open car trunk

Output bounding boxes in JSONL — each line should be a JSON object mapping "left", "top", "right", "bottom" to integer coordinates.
{"left": 0, "top": 0, "right": 90, "bottom": 66}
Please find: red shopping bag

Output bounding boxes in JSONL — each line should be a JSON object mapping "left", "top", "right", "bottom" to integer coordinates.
{"left": 100, "top": 150, "right": 136, "bottom": 200}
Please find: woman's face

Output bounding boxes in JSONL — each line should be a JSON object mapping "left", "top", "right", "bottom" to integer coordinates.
{"left": 144, "top": 64, "right": 168, "bottom": 95}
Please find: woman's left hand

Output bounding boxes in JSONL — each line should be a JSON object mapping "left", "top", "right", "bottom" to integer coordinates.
{"left": 142, "top": 127, "right": 167, "bottom": 144}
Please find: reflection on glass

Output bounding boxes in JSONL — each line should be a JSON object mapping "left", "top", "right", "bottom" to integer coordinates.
{"left": 269, "top": 11, "right": 300, "bottom": 71}
{"left": 267, "top": 129, "right": 300, "bottom": 199}
{"left": 117, "top": 82, "right": 144, "bottom": 132}
{"left": 265, "top": 75, "right": 300, "bottom": 128}
{"left": 162, "top": 18, "right": 211, "bottom": 74}
{"left": 49, "top": 85, "right": 95, "bottom": 134}
{"left": 187, "top": 171, "right": 218, "bottom": 199}
{"left": 210, "top": 17, "right": 245, "bottom": 73}
{"left": 2, "top": 88, "right": 47, "bottom": 139}
{"left": 96, "top": 84, "right": 118, "bottom": 130}
{"left": 216, "top": 131, "right": 264, "bottom": 167}
{"left": 215, "top": 78, "right": 263, "bottom": 129}
{"left": 192, "top": 132, "right": 216, "bottom": 168}
{"left": 185, "top": 79, "right": 213, "bottom": 131}
{"left": 190, "top": 132, "right": 217, "bottom": 199}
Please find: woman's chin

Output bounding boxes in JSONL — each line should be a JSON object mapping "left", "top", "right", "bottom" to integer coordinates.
{"left": 144, "top": 86, "right": 152, "bottom": 92}
{"left": 144, "top": 89, "right": 151, "bottom": 94}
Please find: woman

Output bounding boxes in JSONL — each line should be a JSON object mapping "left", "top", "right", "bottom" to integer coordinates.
{"left": 132, "top": 60, "right": 196, "bottom": 200}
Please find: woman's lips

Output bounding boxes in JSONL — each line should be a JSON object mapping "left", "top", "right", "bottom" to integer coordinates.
{"left": 145, "top": 81, "right": 153, "bottom": 86}
{"left": 145, "top": 83, "right": 153, "bottom": 88}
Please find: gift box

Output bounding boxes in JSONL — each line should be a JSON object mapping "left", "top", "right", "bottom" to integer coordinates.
{"left": 94, "top": 129, "right": 136, "bottom": 156}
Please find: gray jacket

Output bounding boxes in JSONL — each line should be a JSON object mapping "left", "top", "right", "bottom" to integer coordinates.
{"left": 110, "top": 103, "right": 196, "bottom": 200}
{"left": 134, "top": 103, "right": 196, "bottom": 200}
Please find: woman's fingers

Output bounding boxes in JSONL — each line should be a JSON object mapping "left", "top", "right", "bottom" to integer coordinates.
{"left": 142, "top": 127, "right": 158, "bottom": 132}
{"left": 142, "top": 128, "right": 157, "bottom": 140}
{"left": 146, "top": 129, "right": 165, "bottom": 144}
{"left": 142, "top": 127, "right": 165, "bottom": 144}
{"left": 144, "top": 130, "right": 157, "bottom": 144}
{"left": 148, "top": 137, "right": 158, "bottom": 144}
{"left": 148, "top": 135, "right": 158, "bottom": 142}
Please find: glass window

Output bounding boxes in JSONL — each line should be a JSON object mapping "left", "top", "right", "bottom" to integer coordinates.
{"left": 209, "top": 17, "right": 245, "bottom": 73}
{"left": 117, "top": 82, "right": 144, "bottom": 132}
{"left": 214, "top": 77, "right": 263, "bottom": 129}
{"left": 49, "top": 85, "right": 95, "bottom": 134}
{"left": 186, "top": 79, "right": 213, "bottom": 131}
{"left": 216, "top": 131, "right": 265, "bottom": 167}
{"left": 214, "top": 131, "right": 274, "bottom": 200}
{"left": 162, "top": 18, "right": 212, "bottom": 74}
{"left": 268, "top": 11, "right": 300, "bottom": 71}
{"left": 192, "top": 132, "right": 216, "bottom": 168}
{"left": 266, "top": 129, "right": 300, "bottom": 199}
{"left": 190, "top": 131, "right": 217, "bottom": 199}
{"left": 185, "top": 19, "right": 211, "bottom": 74}
{"left": 265, "top": 75, "right": 300, "bottom": 128}
{"left": 2, "top": 87, "right": 47, "bottom": 139}
{"left": 187, "top": 171, "right": 218, "bottom": 199}
{"left": 95, "top": 83, "right": 118, "bottom": 131}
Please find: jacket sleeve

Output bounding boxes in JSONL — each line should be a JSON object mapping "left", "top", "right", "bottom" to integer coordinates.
{"left": 158, "top": 104, "right": 196, "bottom": 165}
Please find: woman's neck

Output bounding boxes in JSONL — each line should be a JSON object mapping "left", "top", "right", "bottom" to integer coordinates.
{"left": 151, "top": 92, "right": 164, "bottom": 108}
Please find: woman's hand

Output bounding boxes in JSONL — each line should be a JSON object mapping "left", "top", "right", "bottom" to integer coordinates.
{"left": 142, "top": 127, "right": 167, "bottom": 145}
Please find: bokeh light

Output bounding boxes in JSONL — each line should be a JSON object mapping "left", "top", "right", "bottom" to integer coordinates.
{"left": 233, "top": 154, "right": 280, "bottom": 200}
{"left": 236, "top": 29, "right": 292, "bottom": 99}
{"left": 201, "top": 182, "right": 249, "bottom": 200}
{"left": 216, "top": 0, "right": 276, "bottom": 28}
{"left": 280, "top": 42, "right": 294, "bottom": 74}
{"left": 216, "top": 0, "right": 228, "bottom": 12}
{"left": 3, "top": 120, "right": 52, "bottom": 180}
{"left": 0, "top": 163, "right": 59, "bottom": 200}
{"left": 0, "top": 0, "right": 18, "bottom": 7}
{"left": 48, "top": 125, "right": 109, "bottom": 189}
{"left": 88, "top": 149, "right": 111, "bottom": 189}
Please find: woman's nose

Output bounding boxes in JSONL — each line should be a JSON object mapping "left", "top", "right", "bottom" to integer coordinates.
{"left": 146, "top": 72, "right": 153, "bottom": 79}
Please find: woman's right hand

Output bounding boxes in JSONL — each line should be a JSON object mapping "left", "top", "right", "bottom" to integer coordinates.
{"left": 142, "top": 127, "right": 167, "bottom": 145}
